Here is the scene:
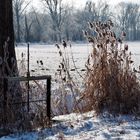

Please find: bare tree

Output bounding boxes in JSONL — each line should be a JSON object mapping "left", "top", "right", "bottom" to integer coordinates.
{"left": 32, "top": 8, "right": 44, "bottom": 42}
{"left": 84, "top": 1, "right": 111, "bottom": 21}
{"left": 62, "top": 5, "right": 76, "bottom": 41}
{"left": 128, "top": 4, "right": 140, "bottom": 40}
{"left": 13, "top": 0, "right": 30, "bottom": 42}
{"left": 117, "top": 2, "right": 140, "bottom": 40}
{"left": 24, "top": 13, "right": 33, "bottom": 42}
{"left": 42, "top": 0, "right": 64, "bottom": 42}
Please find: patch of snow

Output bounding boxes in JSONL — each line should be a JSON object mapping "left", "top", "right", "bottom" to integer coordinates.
{"left": 1, "top": 111, "right": 140, "bottom": 140}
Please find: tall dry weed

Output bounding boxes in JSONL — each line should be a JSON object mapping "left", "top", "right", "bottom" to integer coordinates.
{"left": 53, "top": 41, "right": 85, "bottom": 115}
{"left": 83, "top": 21, "right": 140, "bottom": 115}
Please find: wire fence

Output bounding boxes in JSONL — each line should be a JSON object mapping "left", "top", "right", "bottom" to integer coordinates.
{"left": 0, "top": 75, "right": 51, "bottom": 132}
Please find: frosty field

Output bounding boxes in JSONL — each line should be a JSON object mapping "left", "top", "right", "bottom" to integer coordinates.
{"left": 1, "top": 42, "right": 140, "bottom": 140}
{"left": 15, "top": 42, "right": 140, "bottom": 78}
{"left": 15, "top": 43, "right": 92, "bottom": 78}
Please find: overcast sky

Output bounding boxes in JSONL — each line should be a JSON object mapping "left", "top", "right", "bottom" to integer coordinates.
{"left": 31, "top": 0, "right": 140, "bottom": 10}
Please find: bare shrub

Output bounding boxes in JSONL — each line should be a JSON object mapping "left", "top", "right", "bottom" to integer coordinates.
{"left": 83, "top": 20, "right": 140, "bottom": 115}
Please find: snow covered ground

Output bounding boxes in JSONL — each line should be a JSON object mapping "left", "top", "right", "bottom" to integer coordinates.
{"left": 15, "top": 43, "right": 92, "bottom": 78}
{"left": 1, "top": 111, "right": 140, "bottom": 140}
{"left": 1, "top": 42, "right": 140, "bottom": 140}
{"left": 15, "top": 42, "right": 140, "bottom": 77}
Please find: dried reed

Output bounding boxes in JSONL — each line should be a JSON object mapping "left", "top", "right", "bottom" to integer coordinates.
{"left": 83, "top": 20, "right": 140, "bottom": 115}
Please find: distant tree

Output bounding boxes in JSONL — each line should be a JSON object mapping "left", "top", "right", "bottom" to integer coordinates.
{"left": 74, "top": 1, "right": 111, "bottom": 41}
{"left": 84, "top": 1, "right": 111, "bottom": 21}
{"left": 117, "top": 2, "right": 140, "bottom": 40}
{"left": 59, "top": 5, "right": 75, "bottom": 41}
{"left": 42, "top": 0, "right": 64, "bottom": 42}
{"left": 24, "top": 13, "right": 33, "bottom": 42}
{"left": 13, "top": 0, "right": 30, "bottom": 42}
{"left": 32, "top": 8, "right": 44, "bottom": 42}
{"left": 127, "top": 3, "right": 140, "bottom": 40}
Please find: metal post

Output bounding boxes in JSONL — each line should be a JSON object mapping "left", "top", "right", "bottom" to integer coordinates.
{"left": 46, "top": 77, "right": 51, "bottom": 123}
{"left": 3, "top": 78, "right": 7, "bottom": 124}
{"left": 27, "top": 43, "right": 30, "bottom": 112}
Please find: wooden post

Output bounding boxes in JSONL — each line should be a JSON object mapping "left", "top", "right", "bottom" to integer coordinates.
{"left": 46, "top": 77, "right": 51, "bottom": 123}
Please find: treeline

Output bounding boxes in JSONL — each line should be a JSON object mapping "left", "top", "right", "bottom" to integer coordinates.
{"left": 13, "top": 0, "right": 140, "bottom": 43}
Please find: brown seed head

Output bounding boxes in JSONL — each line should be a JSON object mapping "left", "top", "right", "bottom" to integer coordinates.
{"left": 124, "top": 44, "right": 128, "bottom": 51}
{"left": 56, "top": 44, "right": 60, "bottom": 49}
{"left": 62, "top": 40, "right": 67, "bottom": 48}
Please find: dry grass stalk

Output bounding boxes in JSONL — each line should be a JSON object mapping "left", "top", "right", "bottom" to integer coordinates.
{"left": 54, "top": 42, "right": 84, "bottom": 115}
{"left": 83, "top": 20, "right": 140, "bottom": 115}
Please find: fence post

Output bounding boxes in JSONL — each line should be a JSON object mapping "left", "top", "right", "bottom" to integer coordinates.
{"left": 3, "top": 78, "right": 8, "bottom": 125}
{"left": 46, "top": 77, "right": 51, "bottom": 124}
{"left": 27, "top": 43, "right": 30, "bottom": 112}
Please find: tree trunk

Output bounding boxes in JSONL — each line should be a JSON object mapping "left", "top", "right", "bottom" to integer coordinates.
{"left": 0, "top": 0, "right": 16, "bottom": 61}
{"left": 0, "top": 0, "right": 22, "bottom": 130}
